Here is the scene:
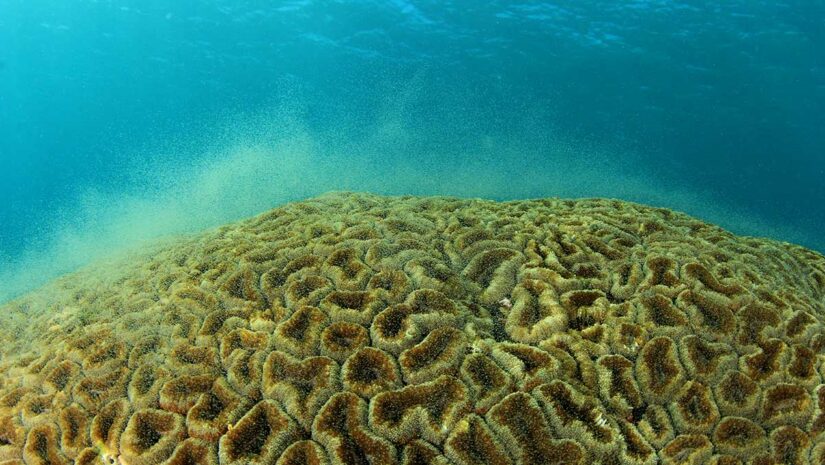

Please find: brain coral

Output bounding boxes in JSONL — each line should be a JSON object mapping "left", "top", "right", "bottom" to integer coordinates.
{"left": 1, "top": 191, "right": 824, "bottom": 465}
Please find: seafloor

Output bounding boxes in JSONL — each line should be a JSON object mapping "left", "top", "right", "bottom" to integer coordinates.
{"left": 0, "top": 192, "right": 823, "bottom": 465}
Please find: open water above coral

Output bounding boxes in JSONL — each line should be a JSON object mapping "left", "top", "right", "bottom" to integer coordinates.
{"left": 0, "top": 0, "right": 823, "bottom": 302}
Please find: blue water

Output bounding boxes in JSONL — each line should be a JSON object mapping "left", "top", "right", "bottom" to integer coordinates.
{"left": 1, "top": 1, "right": 823, "bottom": 302}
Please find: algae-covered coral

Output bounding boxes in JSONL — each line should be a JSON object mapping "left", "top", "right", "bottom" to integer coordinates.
{"left": 1, "top": 191, "right": 824, "bottom": 465}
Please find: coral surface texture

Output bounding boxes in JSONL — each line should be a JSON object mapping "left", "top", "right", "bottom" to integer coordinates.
{"left": 1, "top": 192, "right": 824, "bottom": 465}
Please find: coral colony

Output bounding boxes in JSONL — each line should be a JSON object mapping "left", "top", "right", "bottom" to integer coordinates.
{"left": 0, "top": 192, "right": 824, "bottom": 464}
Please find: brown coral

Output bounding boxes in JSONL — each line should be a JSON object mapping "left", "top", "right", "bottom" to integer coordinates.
{"left": 119, "top": 408, "right": 186, "bottom": 465}
{"left": 0, "top": 191, "right": 823, "bottom": 463}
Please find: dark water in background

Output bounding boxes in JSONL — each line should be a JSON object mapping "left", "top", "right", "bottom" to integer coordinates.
{"left": 0, "top": 1, "right": 823, "bottom": 302}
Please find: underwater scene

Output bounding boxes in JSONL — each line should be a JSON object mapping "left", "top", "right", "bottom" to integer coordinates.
{"left": 1, "top": 1, "right": 824, "bottom": 464}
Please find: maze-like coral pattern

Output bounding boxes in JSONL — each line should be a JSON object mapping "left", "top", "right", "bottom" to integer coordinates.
{"left": 1, "top": 191, "right": 825, "bottom": 464}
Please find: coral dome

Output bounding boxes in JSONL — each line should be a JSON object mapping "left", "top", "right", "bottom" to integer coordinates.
{"left": 1, "top": 192, "right": 824, "bottom": 465}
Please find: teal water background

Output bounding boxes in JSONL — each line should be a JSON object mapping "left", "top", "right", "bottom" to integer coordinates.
{"left": 1, "top": 1, "right": 823, "bottom": 302}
